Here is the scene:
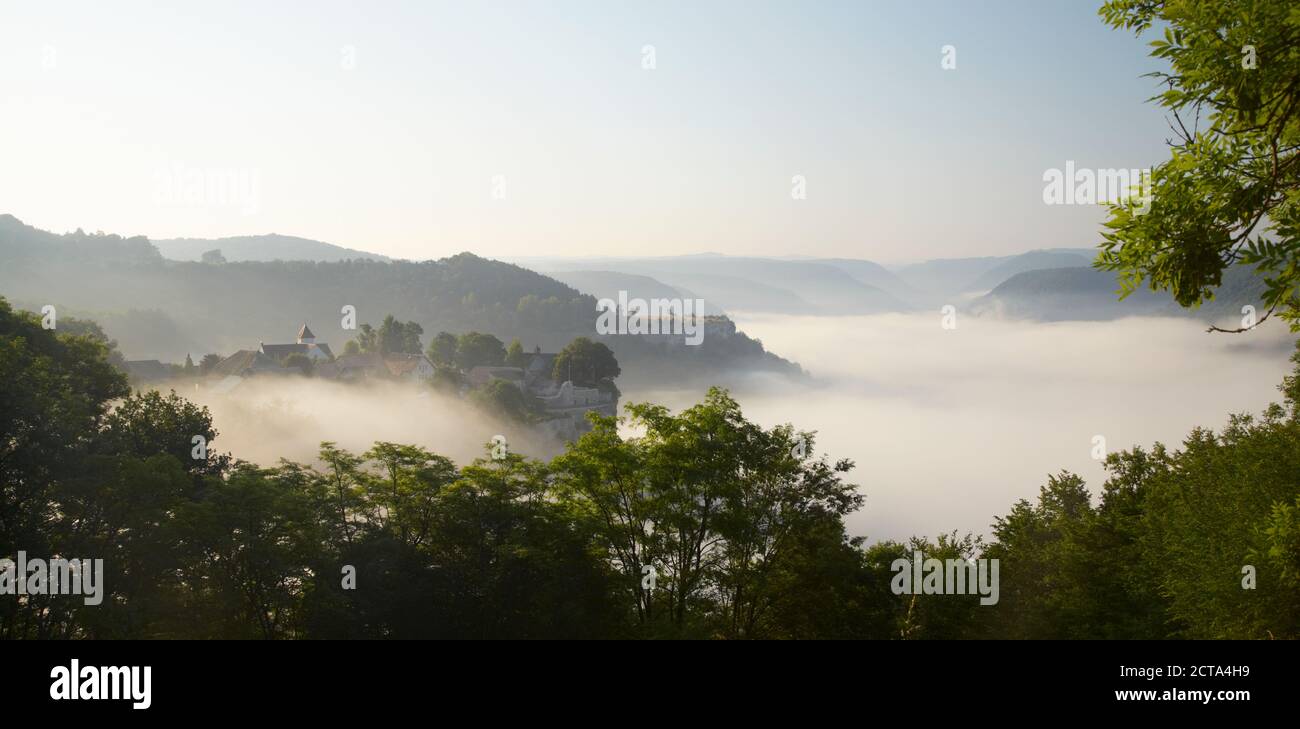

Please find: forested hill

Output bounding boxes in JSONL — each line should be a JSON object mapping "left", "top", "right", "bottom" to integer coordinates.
{"left": 0, "top": 215, "right": 799, "bottom": 383}
{"left": 153, "top": 233, "right": 393, "bottom": 263}
{"left": 967, "top": 265, "right": 1268, "bottom": 323}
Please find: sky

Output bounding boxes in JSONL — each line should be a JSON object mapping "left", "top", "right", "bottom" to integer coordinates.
{"left": 0, "top": 0, "right": 1172, "bottom": 264}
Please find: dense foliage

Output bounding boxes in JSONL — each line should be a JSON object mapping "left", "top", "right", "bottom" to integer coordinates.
{"left": 1098, "top": 0, "right": 1300, "bottom": 329}
{"left": 553, "top": 337, "right": 620, "bottom": 390}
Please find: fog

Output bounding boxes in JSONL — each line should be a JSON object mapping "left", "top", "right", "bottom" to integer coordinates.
{"left": 621, "top": 312, "right": 1298, "bottom": 544}
{"left": 175, "top": 313, "right": 1298, "bottom": 546}
{"left": 183, "top": 378, "right": 562, "bottom": 470}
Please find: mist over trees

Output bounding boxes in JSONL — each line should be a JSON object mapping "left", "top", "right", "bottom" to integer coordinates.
{"left": 353, "top": 316, "right": 424, "bottom": 355}
{"left": 2, "top": 295, "right": 1296, "bottom": 639}
{"left": 5, "top": 2, "right": 1299, "bottom": 639}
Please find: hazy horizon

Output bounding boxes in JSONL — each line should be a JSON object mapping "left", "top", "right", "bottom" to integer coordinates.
{"left": 3, "top": 211, "right": 1097, "bottom": 268}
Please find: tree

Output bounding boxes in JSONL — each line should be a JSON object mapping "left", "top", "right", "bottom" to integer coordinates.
{"left": 427, "top": 331, "right": 457, "bottom": 366}
{"left": 96, "top": 389, "right": 231, "bottom": 480}
{"left": 552, "top": 337, "right": 619, "bottom": 387}
{"left": 354, "top": 323, "right": 378, "bottom": 353}
{"left": 710, "top": 422, "right": 862, "bottom": 639}
{"left": 377, "top": 315, "right": 423, "bottom": 355}
{"left": 1132, "top": 367, "right": 1300, "bottom": 638}
{"left": 171, "top": 464, "right": 321, "bottom": 638}
{"left": 0, "top": 301, "right": 224, "bottom": 639}
{"left": 199, "top": 353, "right": 221, "bottom": 375}
{"left": 430, "top": 364, "right": 462, "bottom": 394}
{"left": 550, "top": 415, "right": 652, "bottom": 628}
{"left": 343, "top": 340, "right": 361, "bottom": 356}
{"left": 553, "top": 387, "right": 861, "bottom": 637}
{"left": 317, "top": 442, "right": 367, "bottom": 546}
{"left": 505, "top": 338, "right": 525, "bottom": 367}
{"left": 56, "top": 315, "right": 128, "bottom": 370}
{"left": 469, "top": 379, "right": 536, "bottom": 423}
{"left": 982, "top": 472, "right": 1104, "bottom": 639}
{"left": 976, "top": 345, "right": 1300, "bottom": 640}
{"left": 361, "top": 442, "right": 456, "bottom": 545}
{"left": 0, "top": 301, "right": 127, "bottom": 522}
{"left": 455, "top": 332, "right": 505, "bottom": 369}
{"left": 200, "top": 248, "right": 227, "bottom": 265}
{"left": 353, "top": 316, "right": 424, "bottom": 355}
{"left": 1098, "top": 0, "right": 1300, "bottom": 329}
{"left": 861, "top": 533, "right": 985, "bottom": 640}
{"left": 281, "top": 352, "right": 315, "bottom": 376}
{"left": 420, "top": 449, "right": 621, "bottom": 638}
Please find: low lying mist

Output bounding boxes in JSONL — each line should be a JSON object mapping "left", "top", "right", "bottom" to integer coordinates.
{"left": 622, "top": 312, "right": 1298, "bottom": 543}
{"left": 177, "top": 378, "right": 562, "bottom": 469}
{"left": 164, "top": 312, "right": 1297, "bottom": 546}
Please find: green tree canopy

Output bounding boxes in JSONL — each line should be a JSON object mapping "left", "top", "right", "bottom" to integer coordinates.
{"left": 1099, "top": 0, "right": 1300, "bottom": 329}
{"left": 468, "top": 379, "right": 536, "bottom": 423}
{"left": 0, "top": 297, "right": 128, "bottom": 561}
{"left": 505, "top": 338, "right": 525, "bottom": 367}
{"left": 427, "top": 331, "right": 458, "bottom": 366}
{"left": 352, "top": 315, "right": 424, "bottom": 354}
{"left": 552, "top": 337, "right": 620, "bottom": 387}
{"left": 377, "top": 314, "right": 423, "bottom": 355}
{"left": 455, "top": 332, "right": 506, "bottom": 369}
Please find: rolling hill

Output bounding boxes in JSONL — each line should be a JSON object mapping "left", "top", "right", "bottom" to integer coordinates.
{"left": 891, "top": 248, "right": 1096, "bottom": 299}
{"left": 0, "top": 216, "right": 800, "bottom": 385}
{"left": 516, "top": 255, "right": 910, "bottom": 315}
{"left": 967, "top": 266, "right": 1268, "bottom": 324}
{"left": 152, "top": 234, "right": 392, "bottom": 263}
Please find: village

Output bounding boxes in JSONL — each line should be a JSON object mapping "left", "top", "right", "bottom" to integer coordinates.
{"left": 122, "top": 322, "right": 619, "bottom": 441}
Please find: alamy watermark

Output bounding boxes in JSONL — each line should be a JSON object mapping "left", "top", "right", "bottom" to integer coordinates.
{"left": 891, "top": 550, "right": 999, "bottom": 606}
{"left": 596, "top": 291, "right": 706, "bottom": 346}
{"left": 153, "top": 163, "right": 261, "bottom": 215}
{"left": 0, "top": 551, "right": 104, "bottom": 606}
{"left": 50, "top": 660, "right": 151, "bottom": 710}
{"left": 1042, "top": 161, "right": 1152, "bottom": 215}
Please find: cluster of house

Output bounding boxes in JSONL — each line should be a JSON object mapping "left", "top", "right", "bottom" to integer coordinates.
{"left": 466, "top": 351, "right": 617, "bottom": 439}
{"left": 200, "top": 325, "right": 436, "bottom": 383}
{"left": 124, "top": 324, "right": 616, "bottom": 440}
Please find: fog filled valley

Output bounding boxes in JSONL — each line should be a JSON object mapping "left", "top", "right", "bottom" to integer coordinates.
{"left": 5, "top": 210, "right": 1295, "bottom": 545}
{"left": 6, "top": 0, "right": 1300, "bottom": 673}
{"left": 624, "top": 312, "right": 1298, "bottom": 542}
{"left": 162, "top": 304, "right": 1300, "bottom": 546}
{"left": 6, "top": 206, "right": 1300, "bottom": 640}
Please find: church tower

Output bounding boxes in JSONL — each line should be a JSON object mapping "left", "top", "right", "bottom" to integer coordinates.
{"left": 297, "top": 323, "right": 316, "bottom": 345}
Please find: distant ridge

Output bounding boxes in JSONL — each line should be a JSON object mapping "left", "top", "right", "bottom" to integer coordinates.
{"left": 890, "top": 248, "right": 1096, "bottom": 298}
{"left": 967, "top": 265, "right": 1268, "bottom": 323}
{"left": 0, "top": 215, "right": 801, "bottom": 384}
{"left": 152, "top": 234, "right": 392, "bottom": 263}
{"left": 515, "top": 254, "right": 910, "bottom": 315}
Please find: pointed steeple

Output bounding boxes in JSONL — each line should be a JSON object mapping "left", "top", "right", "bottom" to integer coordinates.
{"left": 297, "top": 323, "right": 316, "bottom": 344}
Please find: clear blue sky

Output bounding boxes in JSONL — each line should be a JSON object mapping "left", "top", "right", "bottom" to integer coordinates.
{"left": 0, "top": 0, "right": 1171, "bottom": 263}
